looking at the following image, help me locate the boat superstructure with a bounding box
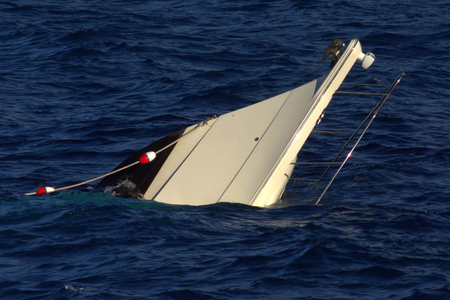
[96,39,401,207]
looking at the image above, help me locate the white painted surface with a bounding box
[147,40,365,207]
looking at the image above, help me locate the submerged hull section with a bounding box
[100,40,365,207]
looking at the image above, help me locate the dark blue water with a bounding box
[2,0,450,299]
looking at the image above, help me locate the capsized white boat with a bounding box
[96,39,402,207]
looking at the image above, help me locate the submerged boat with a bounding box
[28,39,403,206]
[96,39,402,207]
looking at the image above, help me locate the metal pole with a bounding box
[315,71,405,205]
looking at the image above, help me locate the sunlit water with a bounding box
[1,1,450,299]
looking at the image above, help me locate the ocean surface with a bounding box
[1,0,450,299]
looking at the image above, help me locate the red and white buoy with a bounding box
[139,151,157,164]
[36,187,55,195]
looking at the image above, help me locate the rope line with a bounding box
[24,161,141,196]
[24,118,211,196]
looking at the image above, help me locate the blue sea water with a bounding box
[1,0,450,299]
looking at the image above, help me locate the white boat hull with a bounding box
[99,40,366,207]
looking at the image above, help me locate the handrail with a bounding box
[314,71,405,205]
